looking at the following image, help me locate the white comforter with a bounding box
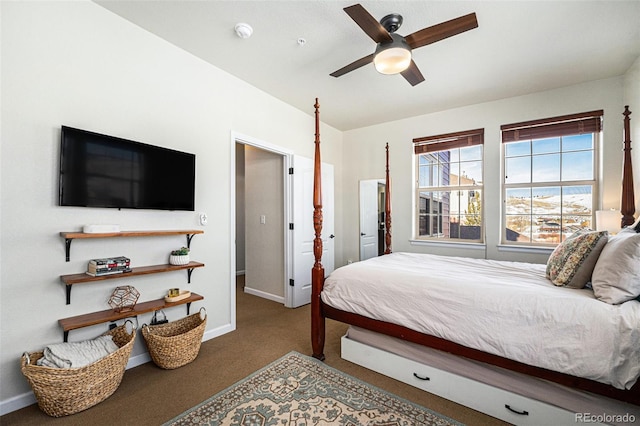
[322,252,640,390]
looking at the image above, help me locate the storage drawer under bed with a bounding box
[341,335,602,426]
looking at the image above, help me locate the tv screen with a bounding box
[59,126,195,211]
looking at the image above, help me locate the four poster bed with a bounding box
[310,101,639,423]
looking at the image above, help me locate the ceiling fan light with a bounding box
[374,47,411,74]
[373,33,412,75]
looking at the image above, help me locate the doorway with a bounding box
[359,179,386,261]
[231,132,335,314]
[235,140,288,304]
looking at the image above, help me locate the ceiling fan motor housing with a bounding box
[376,33,410,51]
[380,13,403,33]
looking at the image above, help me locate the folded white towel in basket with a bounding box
[37,335,119,368]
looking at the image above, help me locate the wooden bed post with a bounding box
[384,143,392,254]
[311,98,326,360]
[621,106,635,226]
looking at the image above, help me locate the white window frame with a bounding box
[413,129,485,243]
[500,111,602,247]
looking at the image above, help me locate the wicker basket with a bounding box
[20,321,136,417]
[142,309,206,369]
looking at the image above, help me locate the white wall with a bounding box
[341,77,629,265]
[0,0,342,411]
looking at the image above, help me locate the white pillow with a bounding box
[591,232,640,304]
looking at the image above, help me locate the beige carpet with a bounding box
[2,276,506,425]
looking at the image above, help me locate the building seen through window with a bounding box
[414,129,484,242]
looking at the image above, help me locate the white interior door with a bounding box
[322,163,335,275]
[359,179,379,261]
[290,155,334,308]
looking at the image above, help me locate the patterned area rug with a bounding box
[164,351,462,425]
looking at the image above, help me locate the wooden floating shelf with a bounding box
[61,262,205,285]
[60,229,204,261]
[59,292,204,341]
[60,262,205,304]
[60,229,204,239]
[56,228,206,342]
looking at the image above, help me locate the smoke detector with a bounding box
[235,23,253,39]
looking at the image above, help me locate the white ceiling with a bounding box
[95,1,640,131]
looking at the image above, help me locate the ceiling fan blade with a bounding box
[405,13,478,50]
[400,60,425,86]
[344,4,393,44]
[330,53,375,78]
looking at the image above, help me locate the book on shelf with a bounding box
[89,256,131,267]
[88,256,130,271]
[88,264,130,271]
[87,264,132,273]
[86,267,132,277]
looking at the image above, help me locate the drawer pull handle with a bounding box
[413,372,430,381]
[505,404,529,416]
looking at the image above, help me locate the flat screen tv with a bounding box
[59,126,195,211]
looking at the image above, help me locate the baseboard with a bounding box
[126,351,151,369]
[0,392,37,417]
[243,286,284,304]
[0,323,235,416]
[203,323,235,341]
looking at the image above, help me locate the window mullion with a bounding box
[502,130,596,246]
[415,142,484,242]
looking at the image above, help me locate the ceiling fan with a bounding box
[330,4,478,86]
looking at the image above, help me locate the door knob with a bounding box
[329,234,335,239]
[360,232,366,236]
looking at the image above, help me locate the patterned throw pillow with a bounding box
[546,229,608,288]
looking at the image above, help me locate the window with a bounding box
[414,129,484,242]
[501,110,602,245]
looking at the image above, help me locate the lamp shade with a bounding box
[595,209,620,234]
[373,34,411,75]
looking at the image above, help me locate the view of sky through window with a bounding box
[504,133,595,244]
